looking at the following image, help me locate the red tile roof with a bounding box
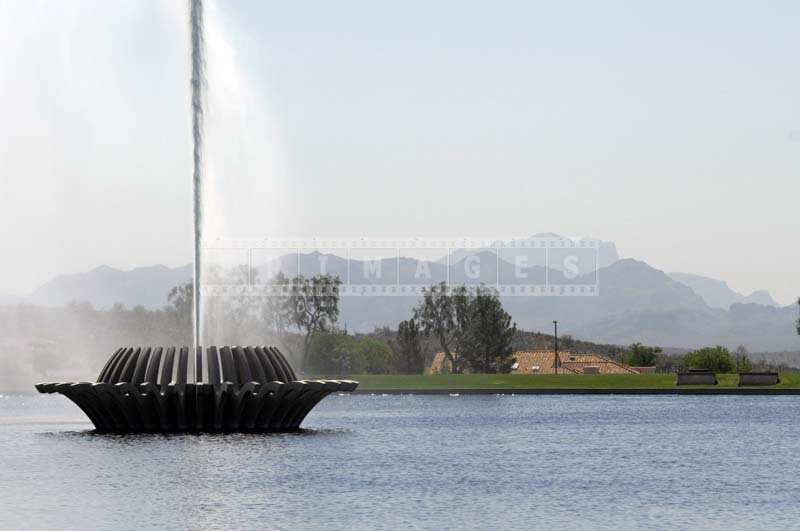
[429,350,639,375]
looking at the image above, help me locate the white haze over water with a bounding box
[0,0,799,304]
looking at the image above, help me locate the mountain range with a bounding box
[26,263,193,309]
[667,272,779,309]
[6,236,798,352]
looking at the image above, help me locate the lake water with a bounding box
[1,392,799,530]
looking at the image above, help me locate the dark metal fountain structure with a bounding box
[35,3,360,433]
[36,346,357,433]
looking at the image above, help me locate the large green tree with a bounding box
[415,282,465,373]
[458,287,517,373]
[352,336,395,374]
[259,272,291,340]
[684,346,736,373]
[626,343,662,367]
[304,329,351,374]
[167,282,193,325]
[415,283,518,374]
[305,331,394,375]
[166,281,193,344]
[734,345,753,373]
[285,274,342,367]
[393,318,425,374]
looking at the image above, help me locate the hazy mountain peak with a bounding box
[743,290,779,307]
[89,264,118,274]
[27,263,192,309]
[669,272,779,310]
[605,258,671,280]
[532,233,619,269]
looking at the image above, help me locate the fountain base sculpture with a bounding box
[36,346,357,433]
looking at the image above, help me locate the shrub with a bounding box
[305,331,394,375]
[626,343,661,367]
[683,346,735,373]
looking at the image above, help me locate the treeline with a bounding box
[0,274,432,385]
[0,275,547,382]
[2,275,794,391]
[662,345,794,374]
[200,275,521,375]
[305,331,416,375]
[578,343,793,373]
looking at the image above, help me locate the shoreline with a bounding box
[353,387,800,395]
[341,373,800,394]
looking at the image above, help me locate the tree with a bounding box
[351,336,395,374]
[260,272,292,341]
[415,283,519,374]
[305,331,394,375]
[684,346,736,373]
[459,287,517,373]
[626,343,661,367]
[167,282,193,322]
[394,318,425,374]
[285,274,342,368]
[305,330,351,374]
[167,282,194,343]
[415,282,463,373]
[560,334,575,350]
[734,345,753,373]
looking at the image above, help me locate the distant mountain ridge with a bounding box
[338,257,796,351]
[27,264,192,309]
[668,272,779,309]
[452,233,620,272]
[10,242,797,352]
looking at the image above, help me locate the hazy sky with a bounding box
[1,0,798,303]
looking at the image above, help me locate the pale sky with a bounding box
[1,0,798,304]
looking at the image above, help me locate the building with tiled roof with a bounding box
[428,350,639,375]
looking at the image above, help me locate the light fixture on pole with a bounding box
[553,320,559,375]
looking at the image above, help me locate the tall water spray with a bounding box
[186,0,288,347]
[189,0,205,348]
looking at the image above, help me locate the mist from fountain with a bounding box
[188,0,287,348]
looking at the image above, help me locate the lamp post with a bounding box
[553,320,559,375]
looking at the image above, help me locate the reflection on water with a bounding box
[35,427,353,442]
[2,393,800,529]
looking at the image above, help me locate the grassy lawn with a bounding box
[334,372,800,391]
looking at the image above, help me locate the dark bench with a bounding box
[739,372,780,386]
[677,369,717,385]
